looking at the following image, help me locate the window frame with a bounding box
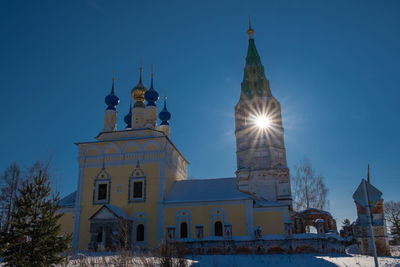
[93,179,111,205]
[129,176,146,202]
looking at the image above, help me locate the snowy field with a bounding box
[54,247,400,267]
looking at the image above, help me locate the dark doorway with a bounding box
[214,221,223,236]
[180,222,188,238]
[136,224,145,242]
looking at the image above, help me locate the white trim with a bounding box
[253,206,288,213]
[164,199,248,207]
[72,163,84,250]
[121,141,141,153]
[210,208,226,237]
[176,210,192,239]
[142,140,161,151]
[129,177,146,202]
[132,211,148,247]
[245,199,254,238]
[102,142,121,154]
[93,179,111,204]
[157,159,166,244]
[82,145,101,156]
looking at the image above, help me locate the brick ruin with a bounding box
[354,199,391,256]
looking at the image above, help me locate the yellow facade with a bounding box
[253,210,285,235]
[59,212,75,236]
[164,203,248,238]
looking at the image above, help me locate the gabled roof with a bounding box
[59,191,76,208]
[89,204,130,220]
[164,177,252,203]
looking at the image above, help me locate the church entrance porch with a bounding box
[88,205,132,251]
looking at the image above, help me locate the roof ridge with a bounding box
[181,177,235,181]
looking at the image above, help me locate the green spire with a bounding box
[246,38,261,66]
[241,23,272,99]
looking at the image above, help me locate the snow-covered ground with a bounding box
[190,254,400,267]
[56,250,400,267]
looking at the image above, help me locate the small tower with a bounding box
[124,101,132,129]
[159,96,171,137]
[131,64,147,129]
[235,23,291,204]
[103,73,120,132]
[144,65,159,129]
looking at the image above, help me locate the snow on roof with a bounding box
[59,191,76,208]
[164,177,252,203]
[296,208,333,217]
[254,199,289,208]
[104,204,130,220]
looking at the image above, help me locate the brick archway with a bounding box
[293,208,337,234]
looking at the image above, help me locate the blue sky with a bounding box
[1,0,399,225]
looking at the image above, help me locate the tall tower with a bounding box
[235,24,292,205]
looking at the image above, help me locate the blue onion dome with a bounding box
[105,77,120,110]
[131,65,147,108]
[159,96,171,125]
[144,68,159,106]
[124,102,132,128]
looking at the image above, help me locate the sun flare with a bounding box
[255,116,271,129]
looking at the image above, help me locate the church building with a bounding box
[59,25,293,251]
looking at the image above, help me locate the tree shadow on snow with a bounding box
[191,254,340,267]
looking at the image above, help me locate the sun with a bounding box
[254,115,271,129]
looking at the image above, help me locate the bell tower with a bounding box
[235,24,292,205]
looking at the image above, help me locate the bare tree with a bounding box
[384,200,400,242]
[0,159,53,234]
[0,162,21,233]
[291,158,329,211]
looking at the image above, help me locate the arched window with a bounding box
[214,221,223,236]
[136,224,144,242]
[180,222,188,239]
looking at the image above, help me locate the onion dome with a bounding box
[144,65,159,106]
[158,96,171,125]
[105,75,120,110]
[131,64,147,108]
[124,101,132,128]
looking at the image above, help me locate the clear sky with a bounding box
[1,0,399,225]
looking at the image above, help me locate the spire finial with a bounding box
[150,64,154,88]
[159,90,171,125]
[111,70,115,94]
[247,17,255,39]
[367,164,370,183]
[139,60,143,84]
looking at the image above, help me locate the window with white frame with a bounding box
[132,212,147,246]
[129,161,146,202]
[93,166,111,204]
[210,208,226,237]
[176,210,191,239]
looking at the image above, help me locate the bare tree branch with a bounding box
[291,158,329,211]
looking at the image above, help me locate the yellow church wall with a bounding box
[58,211,75,237]
[80,138,163,158]
[164,165,182,196]
[163,202,247,238]
[253,210,284,235]
[77,159,161,249]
